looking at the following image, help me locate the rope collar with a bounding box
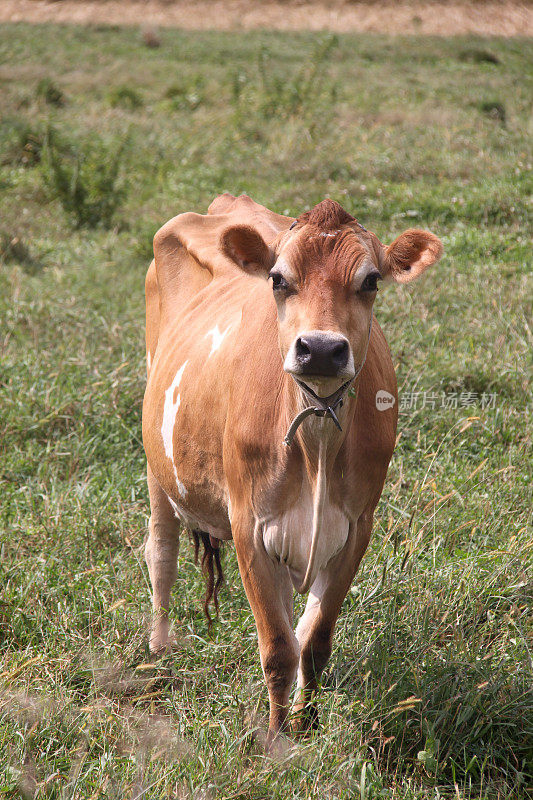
[283,378,351,447]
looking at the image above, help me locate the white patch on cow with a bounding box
[161,361,187,460]
[147,351,152,371]
[166,494,180,519]
[161,361,188,495]
[261,485,349,592]
[205,324,232,357]
[307,229,341,241]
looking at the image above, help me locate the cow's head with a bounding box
[221,199,442,399]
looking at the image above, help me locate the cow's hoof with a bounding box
[149,619,170,655]
[265,729,292,758]
[290,704,319,737]
[149,637,169,656]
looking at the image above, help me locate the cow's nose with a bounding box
[295,334,349,376]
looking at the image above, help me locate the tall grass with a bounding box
[41,129,128,228]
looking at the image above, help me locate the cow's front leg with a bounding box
[232,516,298,747]
[293,511,374,734]
[145,467,180,654]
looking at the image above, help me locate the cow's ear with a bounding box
[220,225,274,275]
[381,229,443,284]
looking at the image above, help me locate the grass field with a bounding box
[0,22,532,799]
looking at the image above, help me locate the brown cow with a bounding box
[142,194,442,745]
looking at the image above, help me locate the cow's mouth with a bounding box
[283,376,352,447]
[295,377,353,407]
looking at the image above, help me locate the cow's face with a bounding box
[222,200,442,399]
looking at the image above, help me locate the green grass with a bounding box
[0,22,532,799]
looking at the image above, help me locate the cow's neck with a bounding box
[282,376,358,594]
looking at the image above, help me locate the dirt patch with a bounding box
[1,0,532,37]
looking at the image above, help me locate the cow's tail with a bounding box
[191,530,224,627]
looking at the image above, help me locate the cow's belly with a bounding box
[165,492,232,541]
[145,407,232,539]
[261,490,350,591]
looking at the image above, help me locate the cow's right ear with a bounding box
[220,225,274,275]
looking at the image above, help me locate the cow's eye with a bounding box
[360,272,381,293]
[269,271,289,291]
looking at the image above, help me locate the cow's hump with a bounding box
[153,195,293,323]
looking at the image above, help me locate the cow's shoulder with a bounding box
[151,210,235,328]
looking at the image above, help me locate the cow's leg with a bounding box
[145,466,180,654]
[292,510,374,733]
[232,516,298,747]
[281,563,294,628]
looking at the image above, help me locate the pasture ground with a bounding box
[0,21,532,800]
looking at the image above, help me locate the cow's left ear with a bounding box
[381,229,443,284]
[220,225,274,276]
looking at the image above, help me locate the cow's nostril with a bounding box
[331,340,349,367]
[295,337,311,361]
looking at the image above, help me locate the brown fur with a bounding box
[220,224,274,274]
[296,198,356,230]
